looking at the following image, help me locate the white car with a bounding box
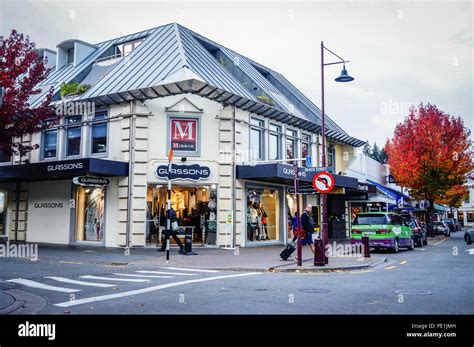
[434,221,450,237]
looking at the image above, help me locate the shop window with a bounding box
[0,190,7,236]
[467,212,474,223]
[250,118,264,161]
[42,129,58,159]
[90,112,108,154]
[246,187,281,242]
[65,115,82,157]
[269,123,281,160]
[75,186,105,242]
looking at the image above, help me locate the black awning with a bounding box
[0,158,129,182]
[236,163,358,189]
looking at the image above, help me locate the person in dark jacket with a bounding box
[299,204,316,255]
[157,207,184,253]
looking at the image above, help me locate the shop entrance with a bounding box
[74,186,105,242]
[146,185,217,245]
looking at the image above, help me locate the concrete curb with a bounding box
[153,257,388,273]
[0,289,46,315]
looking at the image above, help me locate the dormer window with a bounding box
[115,39,142,57]
[67,48,74,64]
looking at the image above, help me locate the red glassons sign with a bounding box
[170,118,197,152]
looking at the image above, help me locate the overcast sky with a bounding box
[1,0,472,146]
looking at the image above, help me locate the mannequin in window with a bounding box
[247,200,258,241]
[252,201,262,240]
[259,203,269,240]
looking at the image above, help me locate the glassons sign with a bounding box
[169,117,198,154]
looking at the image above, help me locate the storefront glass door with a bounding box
[0,190,7,237]
[74,186,105,242]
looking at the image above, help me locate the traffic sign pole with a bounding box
[166,149,173,262]
[312,171,335,266]
[294,162,302,267]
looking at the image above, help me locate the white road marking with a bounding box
[79,275,150,283]
[7,278,81,293]
[433,238,448,245]
[399,261,408,265]
[114,273,173,279]
[465,249,474,255]
[159,267,220,273]
[44,277,116,288]
[384,266,397,270]
[55,272,259,307]
[135,270,196,276]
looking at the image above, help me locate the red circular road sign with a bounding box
[312,171,335,193]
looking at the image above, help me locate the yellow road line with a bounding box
[384,266,397,270]
[349,270,375,274]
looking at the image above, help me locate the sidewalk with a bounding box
[14,242,386,273]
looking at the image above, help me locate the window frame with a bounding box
[301,133,312,167]
[285,128,297,162]
[88,111,109,157]
[63,115,83,159]
[268,123,282,160]
[250,117,265,161]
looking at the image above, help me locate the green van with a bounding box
[350,212,415,253]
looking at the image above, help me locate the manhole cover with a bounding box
[254,288,268,292]
[298,288,330,294]
[394,289,434,295]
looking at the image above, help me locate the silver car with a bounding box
[434,221,450,236]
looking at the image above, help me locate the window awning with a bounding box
[0,158,129,182]
[236,163,359,189]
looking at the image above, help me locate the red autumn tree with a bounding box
[385,103,473,235]
[0,29,57,159]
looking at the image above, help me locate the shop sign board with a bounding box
[287,186,317,194]
[155,163,211,181]
[73,176,110,187]
[169,116,199,155]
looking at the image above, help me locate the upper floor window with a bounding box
[327,145,335,169]
[301,134,311,167]
[65,115,82,157]
[250,118,264,161]
[43,129,58,159]
[0,149,11,163]
[90,112,108,155]
[115,39,143,57]
[269,123,281,160]
[286,129,297,162]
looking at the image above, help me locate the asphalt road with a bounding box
[0,230,472,314]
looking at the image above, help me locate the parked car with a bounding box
[434,221,450,236]
[464,229,474,244]
[405,218,428,247]
[442,219,456,233]
[351,212,415,253]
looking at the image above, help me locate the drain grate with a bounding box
[298,288,330,294]
[394,289,434,295]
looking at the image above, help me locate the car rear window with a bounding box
[353,214,388,225]
[407,220,416,228]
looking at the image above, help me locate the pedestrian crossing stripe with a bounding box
[79,275,151,283]
[114,273,174,279]
[135,270,196,276]
[7,278,81,293]
[44,276,116,288]
[159,267,220,273]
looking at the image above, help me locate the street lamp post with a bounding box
[319,41,354,265]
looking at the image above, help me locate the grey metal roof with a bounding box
[31,23,365,147]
